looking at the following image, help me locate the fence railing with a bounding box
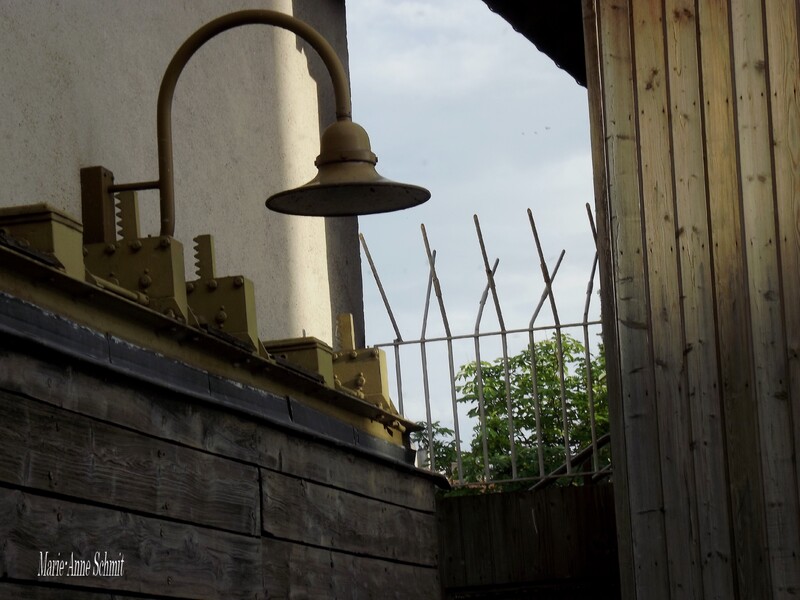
[361,204,610,488]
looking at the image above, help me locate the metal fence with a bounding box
[361,205,611,488]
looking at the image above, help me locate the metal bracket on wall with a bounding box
[333,313,398,414]
[81,166,189,322]
[186,234,260,352]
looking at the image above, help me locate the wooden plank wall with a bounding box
[436,484,619,598]
[0,340,441,599]
[583,0,800,597]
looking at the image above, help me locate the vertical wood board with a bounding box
[763,0,800,520]
[631,0,703,594]
[697,0,772,595]
[582,2,636,596]
[664,1,737,596]
[731,0,800,593]
[436,485,619,593]
[598,0,670,596]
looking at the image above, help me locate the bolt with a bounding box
[186,282,195,293]
[139,274,152,289]
[163,308,176,319]
[207,279,218,290]
[350,350,358,360]
[233,276,244,288]
[215,306,227,325]
[104,243,116,255]
[371,349,379,358]
[129,240,143,252]
[158,236,171,249]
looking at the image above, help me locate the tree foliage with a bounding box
[412,332,609,485]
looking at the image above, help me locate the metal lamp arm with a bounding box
[121,10,354,237]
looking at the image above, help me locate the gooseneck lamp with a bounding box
[112,10,430,234]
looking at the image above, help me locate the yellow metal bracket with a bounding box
[81,166,188,322]
[186,234,260,351]
[332,313,397,414]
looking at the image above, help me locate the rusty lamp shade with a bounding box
[266,120,430,216]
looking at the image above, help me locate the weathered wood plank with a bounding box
[697,0,772,596]
[0,346,436,513]
[0,489,262,600]
[731,0,800,594]
[582,1,634,595]
[0,346,264,465]
[457,494,495,588]
[664,1,737,597]
[764,0,800,528]
[597,1,669,596]
[436,491,465,589]
[631,0,703,594]
[262,538,440,599]
[260,469,437,566]
[436,485,619,594]
[261,429,436,513]
[0,391,260,535]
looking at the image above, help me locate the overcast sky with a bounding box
[344,0,599,427]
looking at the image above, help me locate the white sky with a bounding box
[344,0,600,429]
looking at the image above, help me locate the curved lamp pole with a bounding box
[112,10,430,237]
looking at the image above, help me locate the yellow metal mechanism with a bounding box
[186,234,260,351]
[262,337,336,387]
[81,166,188,321]
[0,203,84,279]
[0,196,417,445]
[332,313,397,414]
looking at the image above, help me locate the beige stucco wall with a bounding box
[0,0,363,346]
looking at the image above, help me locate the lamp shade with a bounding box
[266,120,430,216]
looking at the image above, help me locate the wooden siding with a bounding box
[584,0,800,597]
[436,484,619,598]
[0,334,441,598]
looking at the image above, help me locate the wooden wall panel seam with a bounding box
[624,0,671,595]
[583,1,636,596]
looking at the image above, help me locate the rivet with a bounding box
[233,276,244,288]
[349,350,358,359]
[139,274,152,289]
[186,282,195,293]
[207,279,218,290]
[129,240,143,252]
[215,306,227,324]
[163,308,176,319]
[104,243,116,255]
[158,236,171,248]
